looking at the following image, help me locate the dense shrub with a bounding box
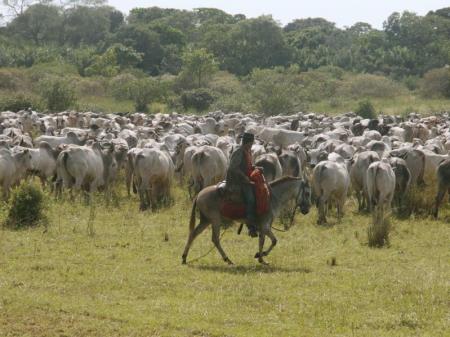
[297,69,339,102]
[420,67,450,98]
[339,73,404,98]
[0,69,23,90]
[355,99,376,119]
[4,182,47,229]
[108,73,138,100]
[27,61,78,82]
[181,88,215,111]
[129,77,161,112]
[39,77,77,111]
[0,93,42,112]
[403,75,420,91]
[247,68,298,115]
[75,77,106,97]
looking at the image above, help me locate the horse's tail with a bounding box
[189,197,197,233]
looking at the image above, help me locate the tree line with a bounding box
[0,2,449,114]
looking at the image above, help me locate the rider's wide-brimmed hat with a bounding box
[241,132,255,143]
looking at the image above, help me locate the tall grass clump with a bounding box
[4,182,47,229]
[368,208,390,247]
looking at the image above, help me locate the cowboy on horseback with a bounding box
[225,132,259,237]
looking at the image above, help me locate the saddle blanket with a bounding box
[220,168,270,219]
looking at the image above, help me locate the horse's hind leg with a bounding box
[182,218,209,264]
[211,223,233,265]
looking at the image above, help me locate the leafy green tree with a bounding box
[7,4,62,44]
[63,6,112,46]
[114,24,164,75]
[180,48,218,88]
[247,67,298,116]
[224,16,292,75]
[84,43,142,77]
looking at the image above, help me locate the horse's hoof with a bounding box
[258,258,269,265]
[224,258,233,265]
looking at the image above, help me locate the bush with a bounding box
[247,68,298,115]
[0,93,42,112]
[129,77,161,112]
[39,77,77,111]
[4,182,47,229]
[420,67,450,98]
[181,88,215,112]
[0,69,23,90]
[339,73,404,98]
[75,77,106,97]
[403,75,420,91]
[108,73,138,100]
[355,99,376,119]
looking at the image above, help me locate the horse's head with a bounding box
[296,178,311,215]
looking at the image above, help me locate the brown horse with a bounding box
[182,176,311,265]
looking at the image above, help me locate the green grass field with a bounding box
[0,184,449,337]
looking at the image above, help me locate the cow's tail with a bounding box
[189,197,197,233]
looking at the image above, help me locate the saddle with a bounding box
[217,181,246,219]
[217,169,270,220]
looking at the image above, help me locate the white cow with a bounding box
[312,154,350,225]
[350,151,380,211]
[35,131,84,149]
[0,148,32,199]
[56,143,117,199]
[133,148,174,210]
[366,160,396,232]
[191,145,228,196]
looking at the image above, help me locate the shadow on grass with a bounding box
[188,264,312,275]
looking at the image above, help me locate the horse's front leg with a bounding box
[262,229,277,257]
[255,231,268,264]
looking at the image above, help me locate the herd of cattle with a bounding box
[1,108,450,223]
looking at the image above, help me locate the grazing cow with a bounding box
[134,148,174,210]
[56,143,117,200]
[312,154,350,225]
[433,158,450,218]
[420,149,449,180]
[21,142,57,187]
[366,160,396,225]
[366,140,390,159]
[350,151,380,211]
[35,131,84,149]
[0,148,32,199]
[389,148,425,187]
[255,153,283,182]
[279,150,302,177]
[389,157,411,211]
[191,145,228,196]
[306,148,328,169]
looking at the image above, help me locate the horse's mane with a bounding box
[269,176,299,188]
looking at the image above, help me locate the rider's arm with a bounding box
[229,150,253,185]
